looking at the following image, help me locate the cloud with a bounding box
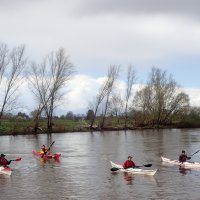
[185,88,200,107]
[75,0,200,19]
[0,0,200,102]
[1,1,200,64]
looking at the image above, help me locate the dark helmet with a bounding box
[182,150,185,153]
[0,154,6,157]
[128,155,133,159]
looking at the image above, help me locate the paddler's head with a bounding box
[182,150,185,154]
[128,155,133,160]
[0,154,6,157]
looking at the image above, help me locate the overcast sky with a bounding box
[1,0,200,115]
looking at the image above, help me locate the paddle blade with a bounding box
[110,167,120,171]
[15,157,22,161]
[143,164,152,167]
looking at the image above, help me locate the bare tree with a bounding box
[132,67,189,127]
[124,65,136,129]
[28,61,51,132]
[108,93,124,118]
[0,44,26,120]
[89,65,119,129]
[28,48,74,133]
[100,65,120,128]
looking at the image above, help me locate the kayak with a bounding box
[0,166,12,176]
[33,150,61,159]
[161,156,200,168]
[110,161,157,176]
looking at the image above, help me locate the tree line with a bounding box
[86,66,191,130]
[0,42,199,134]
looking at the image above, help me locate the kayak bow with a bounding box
[0,166,12,176]
[110,161,157,176]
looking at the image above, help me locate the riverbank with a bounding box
[0,118,200,136]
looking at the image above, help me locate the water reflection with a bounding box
[179,167,191,175]
[121,171,158,186]
[38,157,61,166]
[123,172,134,185]
[1,129,200,199]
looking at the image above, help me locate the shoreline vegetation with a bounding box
[0,43,199,135]
[1,116,200,136]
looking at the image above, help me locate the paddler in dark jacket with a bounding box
[0,154,11,167]
[123,155,136,169]
[179,150,191,163]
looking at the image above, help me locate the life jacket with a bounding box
[40,147,48,154]
[179,154,187,162]
[123,160,135,169]
[0,157,9,166]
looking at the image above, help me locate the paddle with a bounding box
[9,157,22,164]
[136,164,152,167]
[187,150,200,159]
[47,141,55,152]
[110,164,152,172]
[190,150,200,157]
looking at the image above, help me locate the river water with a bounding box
[0,129,200,200]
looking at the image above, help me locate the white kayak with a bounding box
[0,166,12,175]
[110,161,157,176]
[161,156,200,168]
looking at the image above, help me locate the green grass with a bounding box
[0,118,87,135]
[1,115,200,136]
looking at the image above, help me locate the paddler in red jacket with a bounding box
[0,154,11,167]
[123,155,136,169]
[179,150,191,163]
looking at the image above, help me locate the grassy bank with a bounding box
[0,119,84,135]
[1,117,200,136]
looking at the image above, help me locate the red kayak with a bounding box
[33,150,61,160]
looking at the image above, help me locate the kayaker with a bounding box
[0,154,11,167]
[40,145,49,155]
[179,150,191,163]
[123,155,136,169]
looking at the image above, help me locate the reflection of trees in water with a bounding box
[179,129,200,153]
[138,129,197,163]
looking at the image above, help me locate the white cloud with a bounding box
[2,74,199,116]
[1,1,200,70]
[0,0,200,115]
[185,88,200,107]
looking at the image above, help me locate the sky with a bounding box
[1,0,200,115]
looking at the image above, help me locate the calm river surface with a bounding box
[0,129,200,200]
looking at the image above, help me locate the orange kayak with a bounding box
[33,150,61,159]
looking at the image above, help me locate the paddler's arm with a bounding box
[8,160,12,165]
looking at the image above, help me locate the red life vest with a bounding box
[123,160,136,169]
[0,157,9,166]
[179,154,187,162]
